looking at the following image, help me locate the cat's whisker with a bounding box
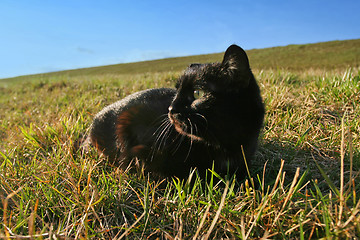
[148,115,172,161]
[141,114,167,143]
[150,112,187,159]
[171,130,186,155]
[151,119,168,146]
[195,113,208,126]
[195,113,208,134]
[151,115,170,136]
[154,118,177,157]
[156,121,172,151]
[154,118,170,140]
[194,122,200,137]
[153,113,170,126]
[192,115,221,145]
[183,118,195,162]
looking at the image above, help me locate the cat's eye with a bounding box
[193,89,205,99]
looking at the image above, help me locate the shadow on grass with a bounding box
[253,138,359,192]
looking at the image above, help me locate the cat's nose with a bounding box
[169,103,189,115]
[168,106,173,113]
[168,105,182,114]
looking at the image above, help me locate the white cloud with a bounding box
[76,47,95,54]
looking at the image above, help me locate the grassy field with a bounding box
[1,40,360,239]
[1,38,359,86]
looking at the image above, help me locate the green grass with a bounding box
[1,40,360,238]
[1,39,359,86]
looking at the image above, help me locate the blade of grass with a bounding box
[312,156,340,196]
[3,186,23,238]
[117,211,146,240]
[270,159,285,196]
[203,181,229,240]
[271,168,300,228]
[241,145,254,188]
[338,115,346,226]
[193,203,211,240]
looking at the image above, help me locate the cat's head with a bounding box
[168,44,257,146]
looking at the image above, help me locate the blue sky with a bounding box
[1,0,359,79]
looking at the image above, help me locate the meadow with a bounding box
[1,40,360,239]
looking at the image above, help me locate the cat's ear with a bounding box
[189,63,202,69]
[222,44,251,87]
[186,63,204,73]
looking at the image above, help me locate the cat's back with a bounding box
[94,88,176,121]
[89,88,176,157]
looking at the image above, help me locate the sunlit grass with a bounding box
[1,39,359,85]
[1,67,359,238]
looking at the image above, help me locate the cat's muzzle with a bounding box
[168,108,203,141]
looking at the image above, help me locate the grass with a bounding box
[1,39,359,86]
[1,40,360,238]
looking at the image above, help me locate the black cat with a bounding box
[88,45,265,180]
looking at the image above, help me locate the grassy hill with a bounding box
[0,39,359,238]
[1,38,360,86]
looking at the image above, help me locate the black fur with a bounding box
[88,45,265,180]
